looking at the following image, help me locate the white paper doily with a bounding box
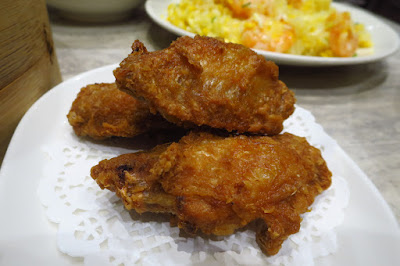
[38,106,349,266]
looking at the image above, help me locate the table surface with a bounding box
[48,4,400,225]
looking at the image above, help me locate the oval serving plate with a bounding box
[145,0,400,66]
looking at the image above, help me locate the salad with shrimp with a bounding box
[167,0,372,57]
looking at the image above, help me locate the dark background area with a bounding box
[340,0,400,23]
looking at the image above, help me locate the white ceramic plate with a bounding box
[145,0,400,66]
[0,65,399,265]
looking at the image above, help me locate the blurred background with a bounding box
[338,0,400,23]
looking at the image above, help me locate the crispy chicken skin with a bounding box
[91,143,176,213]
[67,83,172,140]
[114,36,296,135]
[91,131,331,255]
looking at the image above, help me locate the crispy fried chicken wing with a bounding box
[91,143,176,213]
[67,83,172,140]
[91,131,331,255]
[114,36,296,135]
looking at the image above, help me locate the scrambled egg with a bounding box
[168,0,372,57]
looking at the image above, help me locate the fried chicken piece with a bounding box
[91,131,331,255]
[67,83,172,140]
[91,143,176,213]
[114,36,296,135]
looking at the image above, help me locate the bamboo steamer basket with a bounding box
[0,0,61,166]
